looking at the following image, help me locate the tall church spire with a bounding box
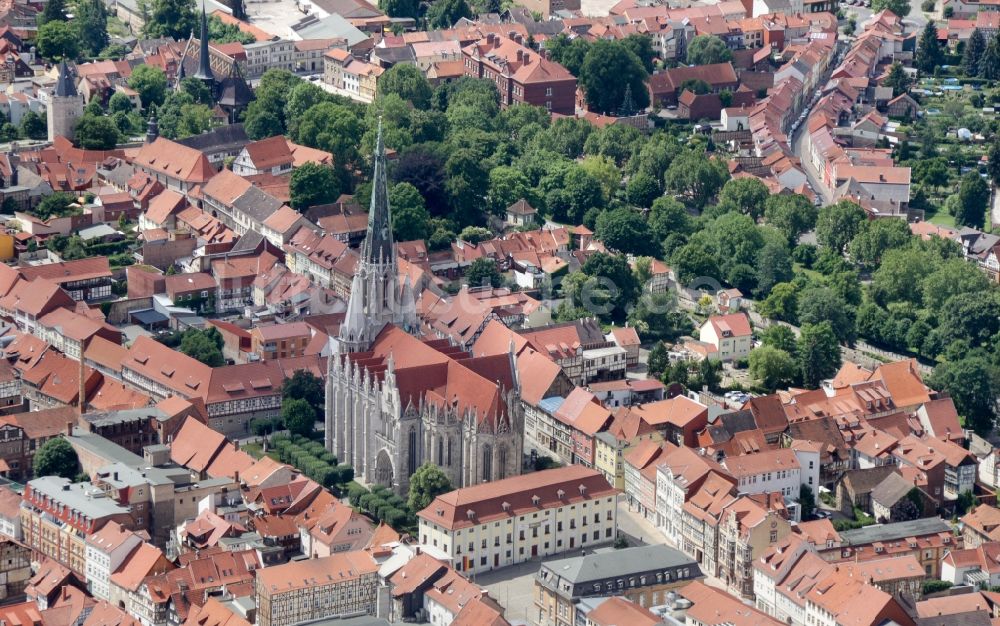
[194,0,214,83]
[362,119,394,265]
[337,118,416,353]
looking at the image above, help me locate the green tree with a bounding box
[884,62,911,95]
[581,253,639,322]
[108,91,134,114]
[380,0,419,17]
[208,14,254,44]
[594,207,659,257]
[670,241,720,286]
[294,103,362,171]
[34,192,76,220]
[444,148,488,226]
[128,65,168,110]
[178,327,224,367]
[621,33,655,73]
[764,194,817,244]
[407,463,453,512]
[797,287,855,343]
[954,170,989,228]
[290,163,341,211]
[33,438,80,479]
[965,28,986,76]
[39,0,68,23]
[988,140,1000,185]
[426,0,472,28]
[390,183,431,241]
[647,342,668,377]
[848,218,912,268]
[916,21,943,73]
[871,0,910,17]
[180,77,214,106]
[626,172,660,208]
[685,35,733,65]
[379,64,432,108]
[749,345,797,391]
[649,196,693,240]
[174,103,214,139]
[717,177,769,219]
[282,370,324,413]
[545,34,591,75]
[929,356,996,435]
[761,324,797,355]
[679,78,711,95]
[18,111,46,140]
[283,398,317,437]
[466,257,502,287]
[578,40,649,115]
[956,490,976,515]
[797,322,841,389]
[799,484,816,518]
[144,0,196,39]
[487,166,533,216]
[664,150,728,209]
[921,258,990,310]
[76,0,109,56]
[74,115,119,150]
[628,292,691,342]
[981,33,1000,80]
[755,239,793,297]
[243,69,300,139]
[816,200,866,252]
[36,21,79,61]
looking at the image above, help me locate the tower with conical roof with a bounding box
[193,0,215,86]
[145,108,159,143]
[337,120,417,353]
[47,59,84,142]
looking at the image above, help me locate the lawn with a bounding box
[928,211,957,227]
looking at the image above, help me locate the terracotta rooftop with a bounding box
[418,465,617,531]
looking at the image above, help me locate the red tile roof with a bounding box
[418,465,617,531]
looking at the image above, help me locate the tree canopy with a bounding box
[34,438,80,479]
[178,327,225,367]
[407,463,453,512]
[686,35,733,65]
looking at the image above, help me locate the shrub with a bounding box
[922,580,953,595]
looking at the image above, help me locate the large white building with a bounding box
[722,449,802,499]
[417,466,618,574]
[698,313,752,361]
[85,522,143,601]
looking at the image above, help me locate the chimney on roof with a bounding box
[234,470,239,484]
[516,49,523,62]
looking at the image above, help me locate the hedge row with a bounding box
[270,434,353,492]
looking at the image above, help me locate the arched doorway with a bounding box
[374,449,394,488]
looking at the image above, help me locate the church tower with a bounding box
[193,0,215,87]
[47,60,83,142]
[338,121,417,353]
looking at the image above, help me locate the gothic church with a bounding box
[324,127,523,495]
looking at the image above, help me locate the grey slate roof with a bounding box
[870,472,915,508]
[838,517,951,545]
[54,60,77,97]
[539,544,699,585]
[176,123,248,153]
[232,186,283,224]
